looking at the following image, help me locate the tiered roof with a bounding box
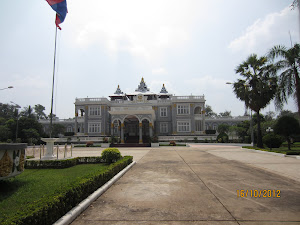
[109,78,172,100]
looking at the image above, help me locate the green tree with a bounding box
[21,105,36,119]
[217,124,230,133]
[274,115,300,150]
[265,111,276,121]
[233,54,277,147]
[205,105,217,118]
[18,117,44,143]
[268,44,300,115]
[0,125,11,142]
[34,104,47,119]
[22,128,40,144]
[228,125,238,140]
[0,103,15,119]
[277,110,294,118]
[52,124,66,137]
[218,110,232,118]
[235,120,250,142]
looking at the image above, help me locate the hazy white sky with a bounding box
[0,0,299,118]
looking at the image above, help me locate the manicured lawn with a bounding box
[0,164,109,224]
[243,146,300,155]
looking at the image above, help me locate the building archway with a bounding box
[142,118,150,143]
[194,106,202,114]
[124,115,139,143]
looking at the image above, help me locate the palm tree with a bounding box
[268,44,300,116]
[233,54,277,148]
[21,106,36,119]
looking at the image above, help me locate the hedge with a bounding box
[205,130,216,134]
[25,157,105,169]
[3,156,133,225]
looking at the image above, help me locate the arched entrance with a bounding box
[142,119,150,143]
[124,115,139,143]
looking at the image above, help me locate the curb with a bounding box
[53,161,136,225]
[243,148,286,157]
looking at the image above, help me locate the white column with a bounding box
[75,112,78,134]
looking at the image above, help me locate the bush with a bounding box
[217,132,228,143]
[101,148,122,163]
[86,141,94,147]
[3,156,133,225]
[194,137,198,143]
[25,157,104,169]
[169,140,176,146]
[263,133,283,149]
[64,132,74,136]
[109,136,118,144]
[205,130,216,134]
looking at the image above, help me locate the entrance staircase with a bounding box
[110,136,150,147]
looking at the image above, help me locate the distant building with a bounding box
[40,78,249,142]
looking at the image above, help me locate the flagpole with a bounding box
[50,26,58,138]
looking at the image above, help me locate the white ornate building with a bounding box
[40,78,249,142]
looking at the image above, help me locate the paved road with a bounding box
[71,145,300,225]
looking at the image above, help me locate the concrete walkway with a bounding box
[71,145,300,225]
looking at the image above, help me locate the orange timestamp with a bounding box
[237,189,281,198]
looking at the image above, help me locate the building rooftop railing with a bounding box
[75,98,109,104]
[75,95,205,105]
[205,116,250,121]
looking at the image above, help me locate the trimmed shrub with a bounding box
[217,132,228,143]
[25,157,105,169]
[262,134,284,149]
[4,156,133,225]
[205,130,216,134]
[169,141,176,146]
[64,132,74,136]
[101,148,122,163]
[86,141,94,147]
[109,136,118,144]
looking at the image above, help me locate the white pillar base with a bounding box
[41,138,58,160]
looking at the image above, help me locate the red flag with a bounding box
[46,0,68,30]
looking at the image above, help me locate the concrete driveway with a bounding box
[71,145,300,225]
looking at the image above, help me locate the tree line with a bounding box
[0,103,65,144]
[231,43,300,148]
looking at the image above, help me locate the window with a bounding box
[195,120,203,132]
[177,105,190,115]
[177,121,191,132]
[160,107,167,117]
[88,122,101,133]
[67,126,73,132]
[160,123,168,133]
[89,106,101,116]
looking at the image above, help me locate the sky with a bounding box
[0,0,299,119]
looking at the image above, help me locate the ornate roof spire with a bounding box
[160,83,168,94]
[135,77,150,92]
[114,84,123,94]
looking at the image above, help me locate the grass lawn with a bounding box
[0,164,109,224]
[243,144,300,155]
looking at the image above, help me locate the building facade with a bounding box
[74,78,206,143]
[40,78,249,142]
